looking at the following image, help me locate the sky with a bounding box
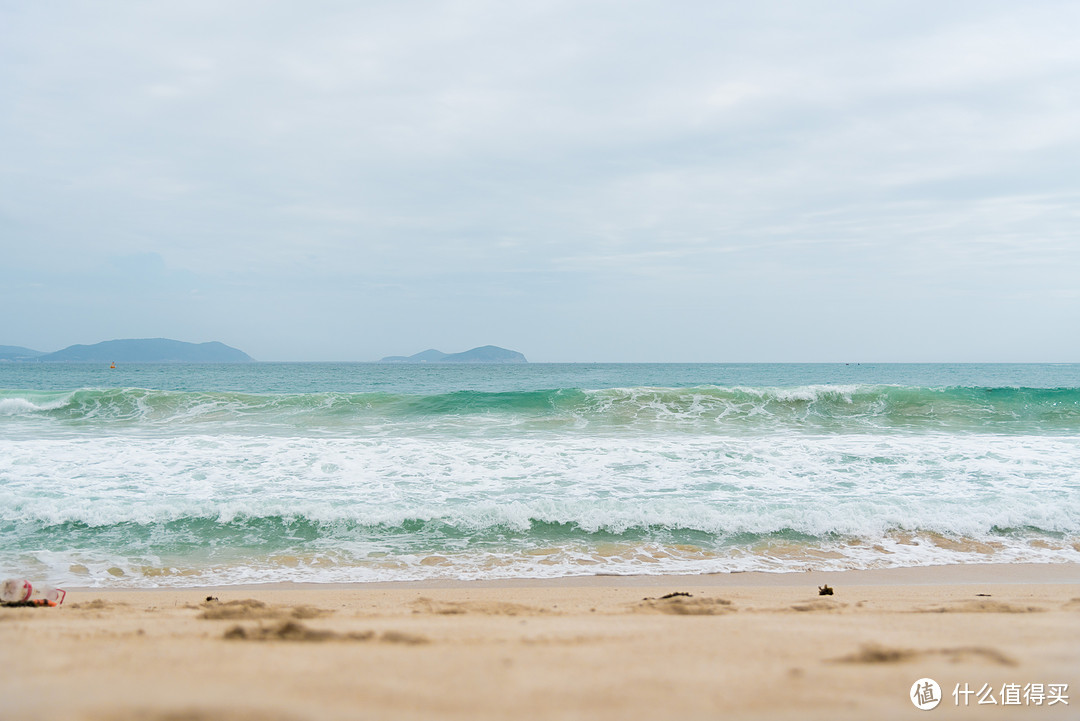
[2,1,1079,362]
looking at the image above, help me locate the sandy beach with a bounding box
[1,564,1077,720]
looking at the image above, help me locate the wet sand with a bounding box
[2,564,1078,720]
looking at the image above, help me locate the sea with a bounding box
[1,362,1078,588]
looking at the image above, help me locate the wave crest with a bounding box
[2,384,1079,433]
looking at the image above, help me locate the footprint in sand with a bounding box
[60,599,129,618]
[410,598,546,616]
[633,595,736,615]
[833,643,1016,666]
[199,599,332,621]
[223,620,427,644]
[69,599,127,611]
[786,599,847,613]
[95,707,303,721]
[917,600,1044,614]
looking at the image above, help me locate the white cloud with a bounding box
[1,1,1079,360]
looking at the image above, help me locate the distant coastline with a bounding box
[380,345,527,364]
[2,340,530,364]
[0,338,253,363]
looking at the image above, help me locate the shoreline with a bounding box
[5,563,1077,720]
[64,561,1080,592]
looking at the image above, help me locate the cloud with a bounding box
[1,1,1079,360]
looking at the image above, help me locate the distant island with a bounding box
[380,345,527,364]
[1,338,254,363]
[0,345,45,361]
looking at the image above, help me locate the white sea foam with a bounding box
[0,395,73,415]
[18,532,1080,589]
[0,398,41,415]
[3,434,1079,532]
[2,431,1079,586]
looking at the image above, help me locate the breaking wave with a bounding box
[2,384,1079,434]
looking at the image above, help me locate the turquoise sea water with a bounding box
[2,363,1079,587]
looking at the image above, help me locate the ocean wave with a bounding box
[3,426,1079,587]
[6,511,1079,548]
[2,384,1079,434]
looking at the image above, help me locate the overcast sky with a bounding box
[2,1,1078,361]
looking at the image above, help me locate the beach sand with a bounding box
[2,564,1077,720]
